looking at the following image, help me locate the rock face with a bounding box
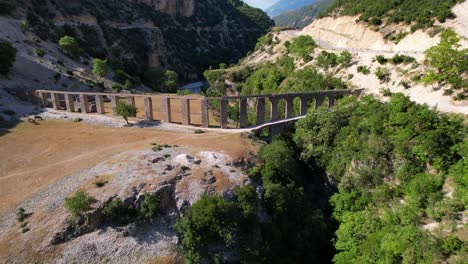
[10,0,273,80]
[131,0,196,17]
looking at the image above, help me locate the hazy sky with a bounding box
[243,0,278,9]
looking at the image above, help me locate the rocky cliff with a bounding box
[4,0,273,82]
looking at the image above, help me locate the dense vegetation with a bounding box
[0,39,17,76]
[323,0,463,31]
[176,94,467,263]
[22,0,273,81]
[423,29,468,100]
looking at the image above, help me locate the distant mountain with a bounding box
[273,0,333,28]
[265,0,318,17]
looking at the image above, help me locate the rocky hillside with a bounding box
[273,0,333,29]
[0,0,272,84]
[265,0,319,17]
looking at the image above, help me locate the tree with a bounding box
[59,36,81,58]
[64,190,97,221]
[92,58,109,77]
[423,29,468,90]
[115,101,137,124]
[0,39,17,76]
[287,35,317,61]
[143,68,164,91]
[164,70,178,93]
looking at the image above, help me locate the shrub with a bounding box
[317,51,339,69]
[338,51,353,66]
[0,39,17,76]
[138,193,160,220]
[164,70,178,93]
[390,54,416,65]
[92,58,108,77]
[94,180,107,188]
[59,36,81,58]
[115,101,137,124]
[0,0,16,15]
[16,208,27,222]
[64,191,97,220]
[102,199,134,223]
[33,47,46,57]
[441,236,463,256]
[375,55,388,64]
[357,65,371,75]
[375,67,390,82]
[194,129,205,134]
[287,35,317,61]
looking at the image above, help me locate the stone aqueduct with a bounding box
[33,89,363,129]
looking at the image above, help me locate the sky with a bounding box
[242,0,278,9]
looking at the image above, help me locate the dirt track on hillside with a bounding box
[0,120,257,215]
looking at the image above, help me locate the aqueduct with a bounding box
[26,89,362,130]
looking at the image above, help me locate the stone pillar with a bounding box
[65,94,75,112]
[181,98,191,125]
[79,94,89,113]
[51,93,61,110]
[328,95,335,108]
[144,97,153,120]
[201,99,209,128]
[269,96,279,122]
[256,97,265,125]
[126,96,135,107]
[162,97,171,123]
[95,95,105,114]
[315,96,323,109]
[239,98,248,128]
[220,99,228,129]
[110,96,120,115]
[285,96,295,118]
[39,92,49,107]
[300,96,309,116]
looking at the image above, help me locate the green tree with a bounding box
[143,68,164,91]
[423,29,468,90]
[164,70,178,93]
[175,194,240,263]
[115,101,137,124]
[287,35,317,61]
[59,36,81,58]
[64,190,97,221]
[0,39,17,76]
[92,58,109,77]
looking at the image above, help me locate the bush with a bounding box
[357,65,371,75]
[59,36,81,58]
[0,39,17,76]
[92,58,108,77]
[441,236,463,256]
[0,0,16,15]
[390,54,416,65]
[375,67,390,82]
[287,35,317,61]
[115,101,137,124]
[375,55,388,64]
[64,191,97,220]
[164,70,178,93]
[138,193,160,220]
[175,194,241,263]
[317,51,339,69]
[33,47,46,57]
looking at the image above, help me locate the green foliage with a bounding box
[33,47,46,57]
[0,39,17,76]
[64,191,97,220]
[102,199,133,223]
[294,94,466,263]
[317,50,338,69]
[375,55,388,64]
[164,70,178,93]
[441,236,464,256]
[115,101,137,124]
[59,36,81,58]
[375,67,391,82]
[357,65,371,75]
[423,29,468,93]
[138,193,160,220]
[92,58,109,77]
[287,35,317,61]
[143,68,164,91]
[255,33,273,50]
[324,0,460,30]
[175,194,241,263]
[234,185,257,218]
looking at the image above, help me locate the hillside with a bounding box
[0,0,273,91]
[265,0,319,17]
[273,0,333,29]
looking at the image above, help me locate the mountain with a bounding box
[273,0,333,28]
[265,0,318,17]
[1,0,273,83]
